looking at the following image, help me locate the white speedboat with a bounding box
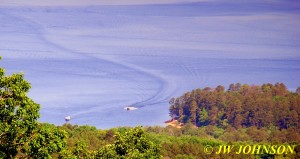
[124,106,138,111]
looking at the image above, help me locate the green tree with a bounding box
[297,86,300,94]
[228,83,235,92]
[0,57,66,158]
[25,123,67,159]
[96,127,161,159]
[215,85,225,93]
[198,108,209,126]
[189,100,197,125]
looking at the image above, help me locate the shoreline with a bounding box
[165,119,182,129]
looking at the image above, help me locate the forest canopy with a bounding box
[169,83,300,130]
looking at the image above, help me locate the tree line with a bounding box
[169,83,300,130]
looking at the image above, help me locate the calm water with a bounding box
[1,1,300,128]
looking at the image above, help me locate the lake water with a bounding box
[0,1,300,128]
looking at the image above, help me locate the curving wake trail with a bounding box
[0,7,179,127]
[1,3,299,128]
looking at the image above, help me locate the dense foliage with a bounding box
[56,124,299,159]
[145,125,300,158]
[169,83,300,130]
[0,57,67,158]
[96,126,161,158]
